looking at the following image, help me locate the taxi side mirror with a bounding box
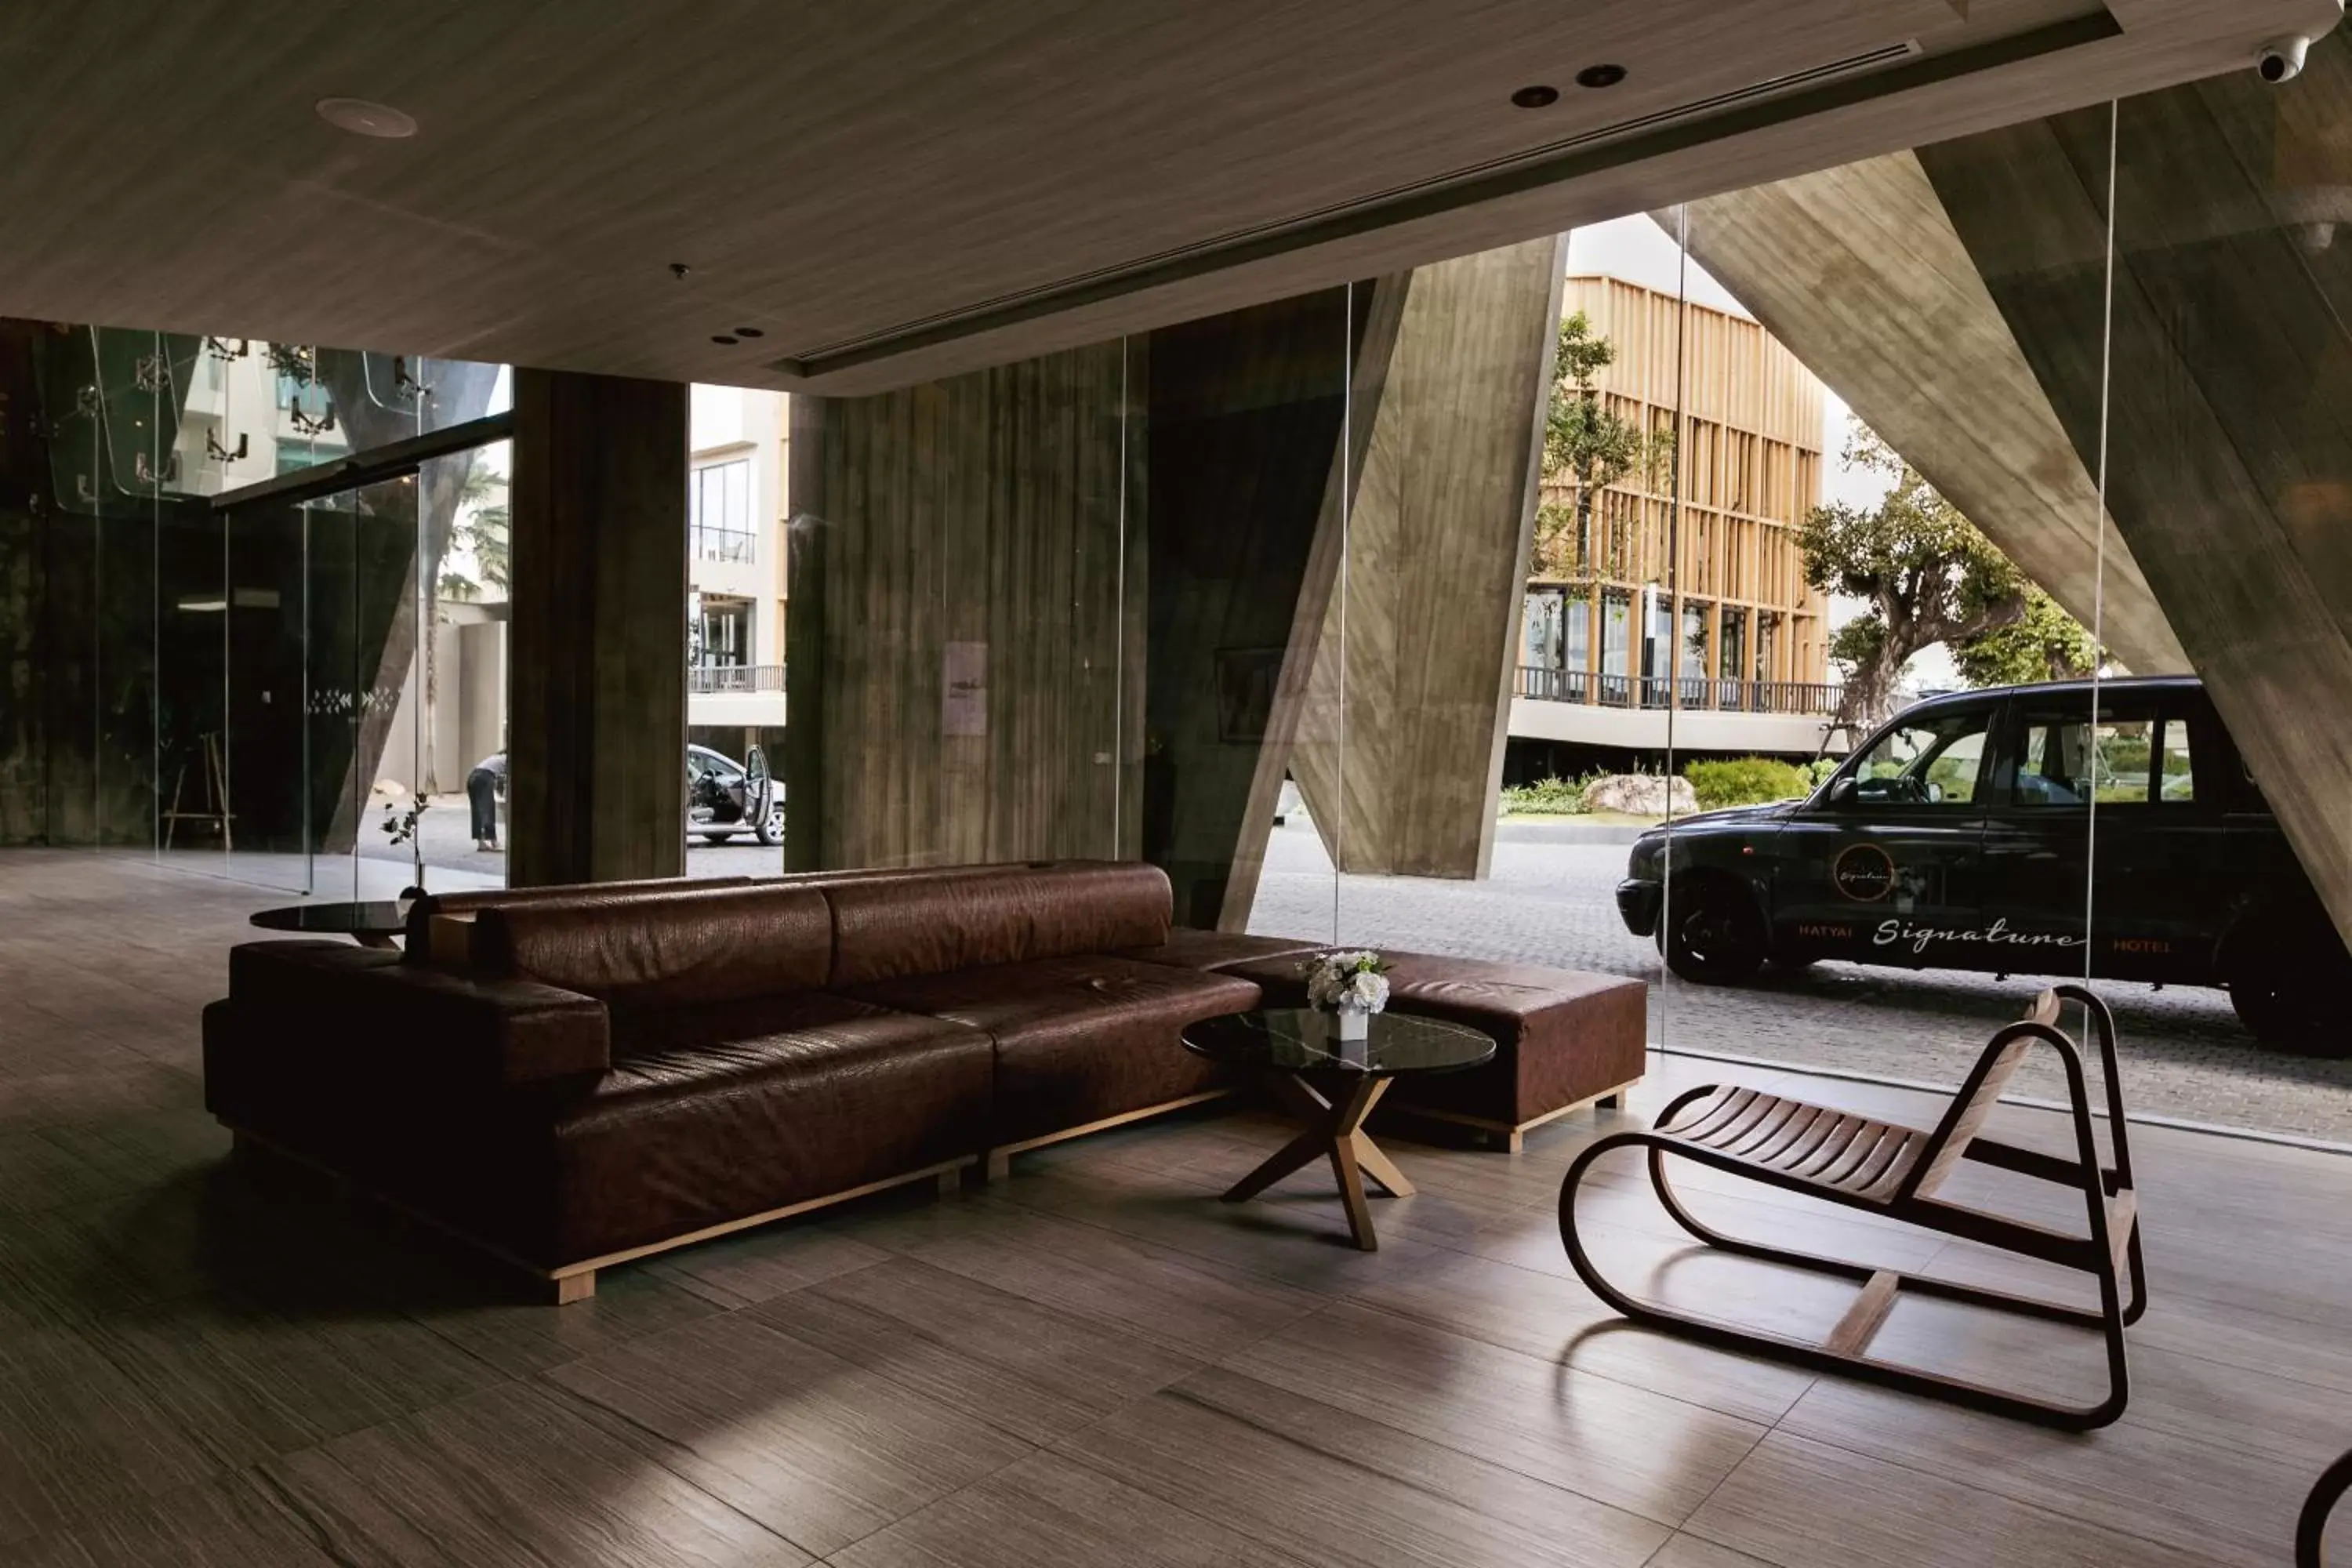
[1826,776,1857,808]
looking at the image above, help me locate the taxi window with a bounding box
[2009,702,2167,806]
[2156,715,2194,802]
[1847,710,1991,806]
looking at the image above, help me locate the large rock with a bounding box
[1581,774,1697,817]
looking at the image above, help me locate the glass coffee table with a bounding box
[249,900,410,949]
[1181,1008,1496,1251]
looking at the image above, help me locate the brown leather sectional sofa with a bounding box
[205,860,1643,1301]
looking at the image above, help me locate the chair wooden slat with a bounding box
[1559,985,2142,1432]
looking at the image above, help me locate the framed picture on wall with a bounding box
[1214,647,1283,744]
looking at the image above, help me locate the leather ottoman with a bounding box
[1218,949,1647,1150]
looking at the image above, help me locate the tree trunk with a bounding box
[1840,643,1908,731]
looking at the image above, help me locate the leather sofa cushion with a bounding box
[1116,928,1325,973]
[848,953,1258,1145]
[220,939,609,1091]
[826,862,1173,986]
[1221,949,1646,1126]
[543,993,994,1262]
[477,883,833,1007]
[405,875,753,955]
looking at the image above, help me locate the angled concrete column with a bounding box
[1289,236,1565,879]
[1918,67,2352,949]
[1675,154,2187,677]
[507,369,688,886]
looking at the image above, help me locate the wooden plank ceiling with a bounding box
[0,0,2338,392]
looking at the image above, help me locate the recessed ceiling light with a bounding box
[314,96,418,139]
[711,334,739,346]
[1575,64,1628,89]
[1510,85,1559,109]
[734,326,765,339]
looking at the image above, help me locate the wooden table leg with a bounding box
[1222,1072,1405,1250]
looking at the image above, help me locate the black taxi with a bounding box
[1616,676,2348,1052]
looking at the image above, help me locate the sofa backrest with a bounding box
[474,884,833,1007]
[826,861,1172,986]
[404,875,754,955]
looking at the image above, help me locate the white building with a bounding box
[686,385,790,735]
[384,380,790,794]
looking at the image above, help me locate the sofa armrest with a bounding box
[225,939,610,1087]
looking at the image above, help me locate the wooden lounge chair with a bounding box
[2301,1446,2352,1567]
[1558,984,2143,1430]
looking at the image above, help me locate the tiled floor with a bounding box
[3,848,2348,1566]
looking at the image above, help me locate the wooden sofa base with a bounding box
[225,1124,972,1305]
[980,1090,1232,1182]
[1391,1076,1642,1154]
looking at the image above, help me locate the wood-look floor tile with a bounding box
[401,1258,731,1377]
[1347,1247,1815,1425]
[263,1378,808,1566]
[869,1198,1324,1360]
[1062,1364,1670,1566]
[0,1127,122,1215]
[829,1448,1298,1568]
[1223,1301,1768,1526]
[9,1472,336,1568]
[1641,1534,1777,1568]
[1780,1328,2342,1566]
[0,1319,226,1549]
[750,1256,1201,1445]
[1682,1430,2218,1568]
[544,1307,1032,1558]
[76,1294,510,1468]
[1475,1206,1882,1352]
[0,1059,198,1131]
[645,1221,890,1308]
[997,1159,1463,1294]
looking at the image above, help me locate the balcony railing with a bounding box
[689,662,786,695]
[1515,666,1841,717]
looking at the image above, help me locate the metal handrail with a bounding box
[1514,666,1842,717]
[688,662,786,695]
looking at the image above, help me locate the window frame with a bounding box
[1835,701,1999,811]
[688,456,755,565]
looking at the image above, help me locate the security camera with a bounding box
[2259,35,2312,83]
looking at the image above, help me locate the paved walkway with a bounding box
[1247,821,2352,1142]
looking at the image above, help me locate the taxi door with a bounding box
[1769,701,1997,966]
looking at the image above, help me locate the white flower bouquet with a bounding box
[1303,950,1391,1039]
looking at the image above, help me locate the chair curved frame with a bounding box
[1559,983,2144,1431]
[2300,1446,2352,1567]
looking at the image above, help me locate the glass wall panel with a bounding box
[2100,44,2352,1135]
[1657,115,2114,1094]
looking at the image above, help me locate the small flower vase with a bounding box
[1335,1002,1370,1042]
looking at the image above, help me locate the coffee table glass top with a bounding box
[249,900,408,937]
[1182,1007,1495,1077]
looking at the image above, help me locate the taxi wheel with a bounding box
[1663,880,1768,985]
[754,802,785,847]
[2229,956,2346,1056]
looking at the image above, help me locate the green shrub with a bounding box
[1682,757,1813,811]
[1499,776,1588,815]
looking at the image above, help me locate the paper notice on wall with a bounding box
[943,641,988,736]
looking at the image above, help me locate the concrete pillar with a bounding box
[507,369,688,886]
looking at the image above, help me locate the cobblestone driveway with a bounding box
[1247,820,2352,1143]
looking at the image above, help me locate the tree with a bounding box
[1532,312,1669,577]
[438,463,511,602]
[1954,585,2096,688]
[1798,421,2027,728]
